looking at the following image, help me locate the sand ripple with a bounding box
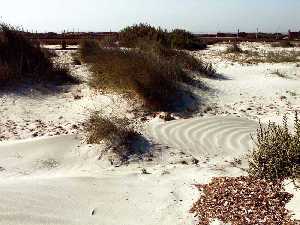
[149,116,258,160]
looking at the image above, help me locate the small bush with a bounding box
[0,24,77,85]
[226,42,244,54]
[85,113,141,159]
[80,40,193,111]
[249,114,300,180]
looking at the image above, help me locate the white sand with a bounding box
[0,135,242,225]
[0,43,299,224]
[149,116,258,164]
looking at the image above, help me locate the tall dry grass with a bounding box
[80,40,197,111]
[85,113,142,160]
[0,24,77,85]
[119,23,207,50]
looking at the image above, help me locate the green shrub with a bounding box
[249,114,300,180]
[80,40,194,111]
[0,24,77,85]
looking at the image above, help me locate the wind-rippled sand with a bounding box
[149,116,258,162]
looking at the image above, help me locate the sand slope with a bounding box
[0,136,204,225]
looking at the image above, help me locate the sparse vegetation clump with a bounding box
[225,42,244,54]
[249,114,300,181]
[119,23,206,50]
[80,40,198,111]
[61,40,67,50]
[119,23,168,48]
[136,41,216,77]
[85,113,141,160]
[0,24,77,85]
[271,41,294,48]
[264,51,300,63]
[99,35,118,48]
[271,69,287,78]
[168,29,207,50]
[223,48,300,64]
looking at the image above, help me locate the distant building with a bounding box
[288,30,300,40]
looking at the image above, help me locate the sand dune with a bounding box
[149,116,258,162]
[1,43,299,225]
[0,135,202,225]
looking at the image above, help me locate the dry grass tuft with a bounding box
[249,114,300,181]
[80,40,199,111]
[271,69,288,78]
[271,41,295,48]
[119,23,206,50]
[85,113,142,160]
[190,176,295,225]
[223,49,300,64]
[263,51,300,63]
[0,24,78,86]
[225,42,244,54]
[137,41,216,77]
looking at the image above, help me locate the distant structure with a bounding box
[288,30,300,40]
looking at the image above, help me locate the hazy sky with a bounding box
[0,0,299,33]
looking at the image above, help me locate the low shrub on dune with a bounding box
[249,114,300,181]
[137,41,216,77]
[85,113,141,160]
[119,23,207,51]
[0,24,77,85]
[271,41,294,48]
[80,40,196,111]
[169,29,207,50]
[119,23,169,48]
[225,42,244,54]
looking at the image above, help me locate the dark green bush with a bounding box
[0,24,77,85]
[249,114,300,180]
